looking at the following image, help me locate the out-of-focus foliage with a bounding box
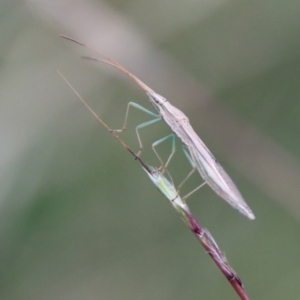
[1,1,300,299]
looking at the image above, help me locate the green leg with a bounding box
[135,117,162,157]
[152,133,176,173]
[110,102,162,157]
[178,146,206,202]
[182,146,196,168]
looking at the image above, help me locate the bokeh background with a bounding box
[1,0,300,299]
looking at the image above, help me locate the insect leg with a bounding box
[152,133,176,173]
[135,117,162,157]
[177,146,206,202]
[110,102,162,157]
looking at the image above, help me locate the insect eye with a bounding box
[150,92,165,105]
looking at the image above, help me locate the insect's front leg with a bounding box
[110,102,161,157]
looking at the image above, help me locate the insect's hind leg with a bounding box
[177,146,206,202]
[152,133,176,173]
[110,102,161,157]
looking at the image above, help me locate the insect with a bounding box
[58,72,246,294]
[60,35,255,220]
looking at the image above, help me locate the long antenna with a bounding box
[57,70,152,174]
[60,35,154,94]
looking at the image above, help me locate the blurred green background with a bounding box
[1,0,300,299]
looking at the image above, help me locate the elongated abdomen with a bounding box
[188,146,255,220]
